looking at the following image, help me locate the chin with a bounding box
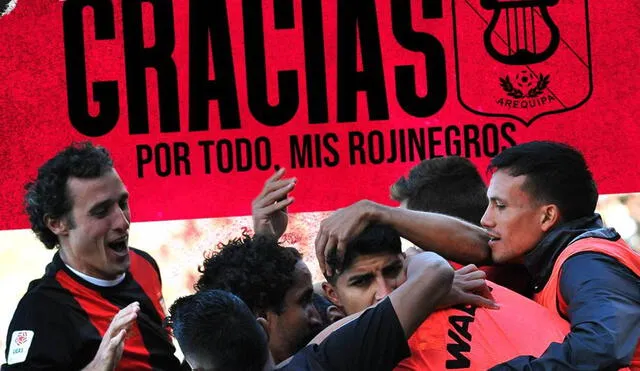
[114,261,131,274]
[498,254,523,265]
[491,252,511,264]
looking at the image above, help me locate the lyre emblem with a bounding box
[481,0,560,65]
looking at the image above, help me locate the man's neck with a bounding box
[59,248,125,286]
[64,263,125,287]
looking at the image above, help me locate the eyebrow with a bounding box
[88,192,129,215]
[88,199,114,215]
[347,272,374,283]
[383,260,403,270]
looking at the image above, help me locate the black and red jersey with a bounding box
[2,248,182,370]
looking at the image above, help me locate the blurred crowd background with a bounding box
[1,193,639,363]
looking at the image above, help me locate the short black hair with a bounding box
[391,156,488,224]
[195,234,302,315]
[168,290,268,371]
[326,223,401,284]
[24,142,114,249]
[489,141,598,222]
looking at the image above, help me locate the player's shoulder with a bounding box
[9,280,72,331]
[130,247,156,261]
[130,247,160,269]
[129,247,162,281]
[17,274,68,308]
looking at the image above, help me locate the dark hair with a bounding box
[195,234,302,315]
[489,141,598,221]
[391,157,488,224]
[24,142,114,249]
[326,223,401,284]
[168,290,268,371]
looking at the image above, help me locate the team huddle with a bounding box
[2,141,639,370]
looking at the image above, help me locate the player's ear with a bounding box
[540,204,560,232]
[322,282,342,308]
[45,214,70,237]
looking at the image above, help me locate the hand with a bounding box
[315,200,381,276]
[438,265,499,309]
[82,302,140,371]
[252,168,295,239]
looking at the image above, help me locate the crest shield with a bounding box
[453,0,592,126]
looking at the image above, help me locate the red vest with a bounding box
[395,282,569,370]
[533,237,640,370]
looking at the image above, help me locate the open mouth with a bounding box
[108,237,128,253]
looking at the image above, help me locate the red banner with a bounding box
[1,0,638,230]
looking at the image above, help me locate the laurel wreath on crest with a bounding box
[499,74,550,98]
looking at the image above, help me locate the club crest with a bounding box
[453,0,592,126]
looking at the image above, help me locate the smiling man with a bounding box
[2,143,182,370]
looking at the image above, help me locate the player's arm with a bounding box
[289,253,452,371]
[309,258,497,345]
[293,255,498,371]
[309,252,455,344]
[389,252,455,335]
[315,200,491,275]
[490,253,640,370]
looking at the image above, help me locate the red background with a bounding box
[1,0,638,230]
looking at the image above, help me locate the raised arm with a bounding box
[315,200,492,275]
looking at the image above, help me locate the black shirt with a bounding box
[278,297,410,371]
[2,249,182,370]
